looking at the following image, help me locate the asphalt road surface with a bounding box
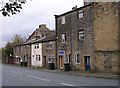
[2,64,119,87]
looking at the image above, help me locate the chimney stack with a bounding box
[72,5,77,10]
[39,24,46,28]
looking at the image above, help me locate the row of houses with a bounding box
[13,2,120,74]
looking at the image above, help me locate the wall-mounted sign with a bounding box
[59,50,65,56]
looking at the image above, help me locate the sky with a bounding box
[0,0,84,47]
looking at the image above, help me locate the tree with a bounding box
[0,0,27,17]
[12,34,26,46]
[2,34,26,63]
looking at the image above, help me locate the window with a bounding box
[61,16,65,24]
[38,55,41,61]
[65,55,69,63]
[78,30,84,41]
[42,35,45,37]
[36,55,38,61]
[75,54,80,64]
[32,55,34,57]
[37,43,39,49]
[78,10,83,18]
[35,44,36,49]
[48,56,51,63]
[48,55,55,63]
[51,56,55,63]
[46,42,52,49]
[62,34,66,43]
[34,43,39,49]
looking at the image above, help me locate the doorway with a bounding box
[59,56,64,69]
[43,56,47,68]
[84,56,91,71]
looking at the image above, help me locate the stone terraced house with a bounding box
[13,24,55,67]
[55,2,120,74]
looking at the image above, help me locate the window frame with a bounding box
[75,54,81,64]
[78,10,83,19]
[64,55,69,63]
[61,16,66,24]
[38,55,41,61]
[36,55,38,61]
[62,33,66,43]
[78,30,84,41]
[48,55,55,63]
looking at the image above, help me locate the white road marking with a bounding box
[26,75,50,82]
[11,71,23,75]
[61,83,75,86]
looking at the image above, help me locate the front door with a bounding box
[43,56,46,68]
[85,56,90,71]
[59,56,64,69]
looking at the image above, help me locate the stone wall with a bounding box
[93,2,119,73]
[56,4,95,71]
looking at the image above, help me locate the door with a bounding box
[85,56,90,71]
[43,56,46,68]
[59,56,64,69]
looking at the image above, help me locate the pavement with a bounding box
[36,68,119,80]
[3,64,120,80]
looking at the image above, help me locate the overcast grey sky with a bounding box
[0,0,84,47]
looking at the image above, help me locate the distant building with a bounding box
[41,35,56,69]
[13,24,55,67]
[55,2,120,74]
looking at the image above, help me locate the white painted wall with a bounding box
[31,43,43,67]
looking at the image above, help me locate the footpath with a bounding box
[37,68,119,80]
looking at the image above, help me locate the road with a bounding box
[2,64,119,87]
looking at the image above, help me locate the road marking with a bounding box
[11,71,23,75]
[61,83,75,86]
[26,75,50,82]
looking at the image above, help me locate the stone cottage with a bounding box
[55,2,120,74]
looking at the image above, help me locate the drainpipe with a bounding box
[54,15,58,69]
[70,12,73,69]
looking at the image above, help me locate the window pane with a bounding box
[61,16,65,24]
[65,55,69,63]
[77,54,80,63]
[78,10,83,18]
[78,30,84,41]
[62,34,66,43]
[48,56,51,63]
[36,55,38,61]
[39,55,41,61]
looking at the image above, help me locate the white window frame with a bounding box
[51,56,55,63]
[36,43,39,49]
[48,55,55,63]
[34,43,39,49]
[48,55,51,63]
[78,30,84,41]
[46,42,52,49]
[36,55,38,61]
[75,54,81,64]
[61,16,65,24]
[78,10,83,18]
[62,34,66,43]
[64,55,69,63]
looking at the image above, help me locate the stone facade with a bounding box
[13,24,55,67]
[42,35,56,69]
[55,4,94,71]
[13,43,31,66]
[55,2,120,74]
[93,2,120,74]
